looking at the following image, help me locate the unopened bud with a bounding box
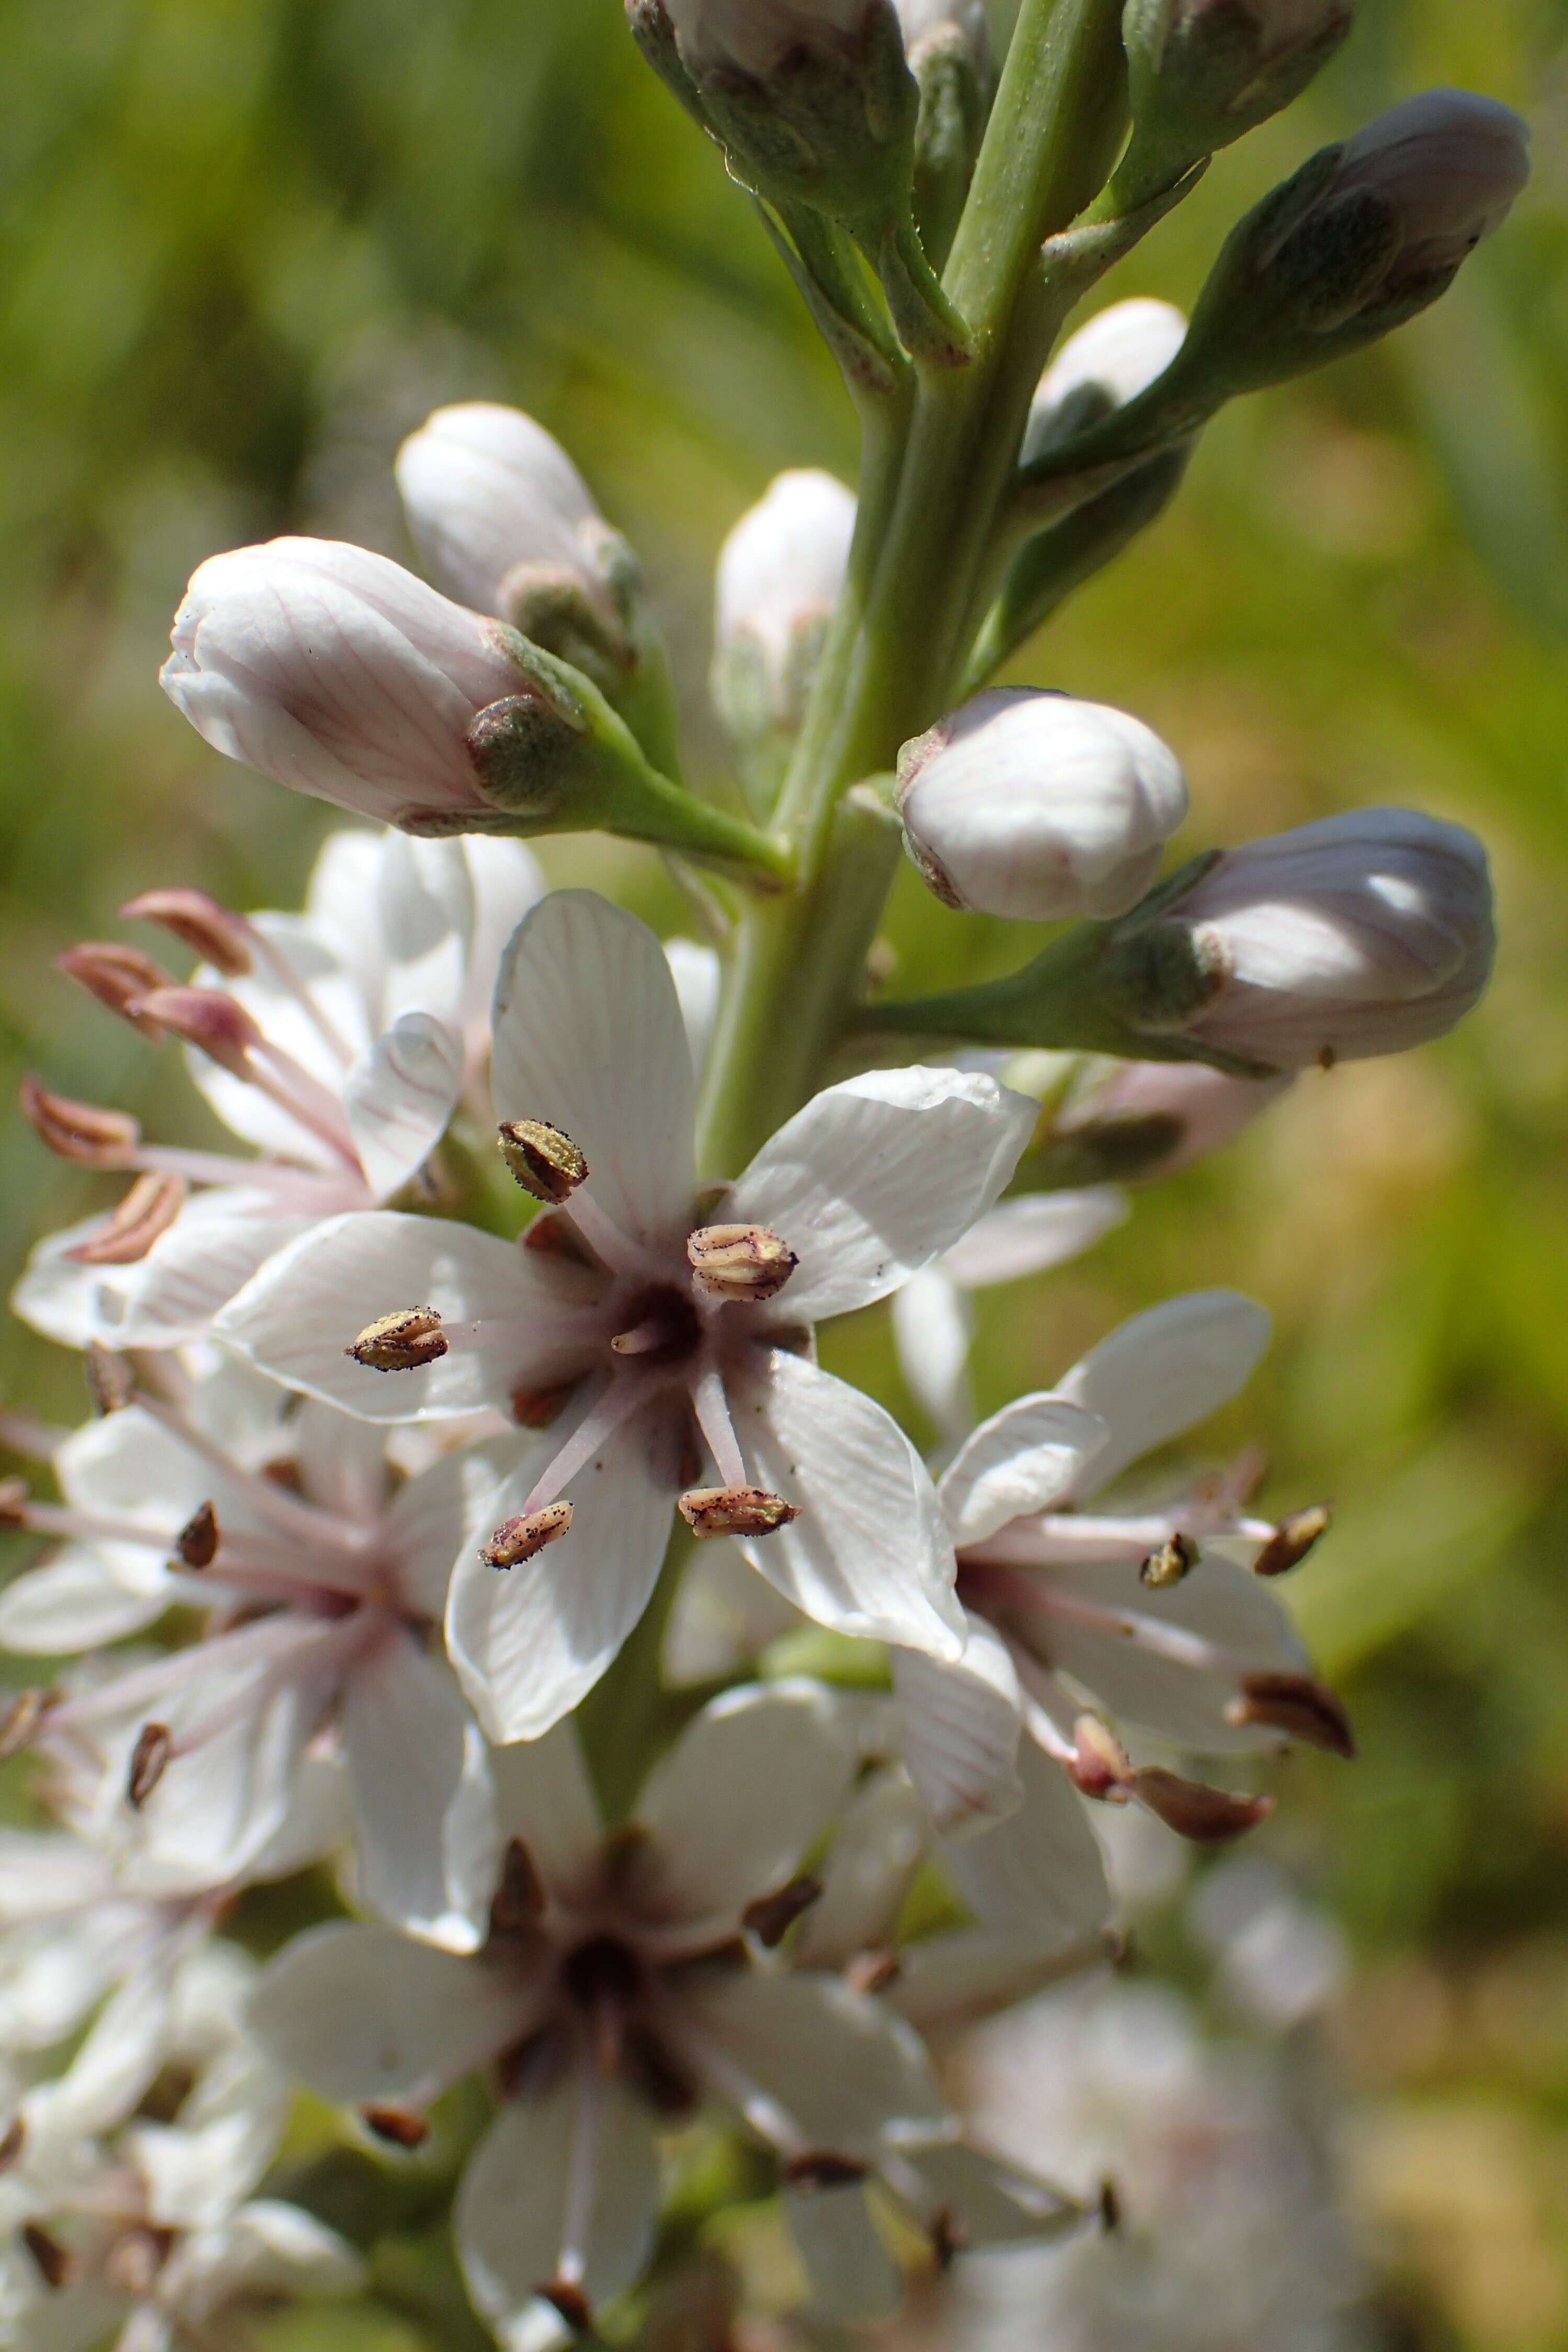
[0,1687,57,1761]
[128,1722,174,1809]
[897,689,1188,923]
[55,943,174,1033]
[396,403,618,620]
[175,1502,220,1570]
[1132,1765,1273,1842]
[1252,1502,1331,1577]
[1024,299,1189,464]
[481,1501,575,1568]
[19,1078,140,1168]
[742,1873,823,1946]
[1229,1669,1356,1757]
[64,1172,187,1267]
[895,1,994,269]
[1120,0,1353,203]
[348,1309,450,1374]
[1140,1530,1197,1588]
[120,887,252,976]
[687,1223,798,1302]
[497,1120,589,1205]
[678,1486,800,1539]
[361,2105,431,2149]
[1069,1713,1134,1799]
[712,471,856,752]
[127,986,261,1077]
[84,1343,135,1416]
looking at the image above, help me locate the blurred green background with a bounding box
[2,0,1568,2342]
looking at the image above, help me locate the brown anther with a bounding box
[783,2153,869,2192]
[18,1077,140,1167]
[481,1501,574,1569]
[348,1309,449,1374]
[1069,1714,1133,1801]
[361,2104,431,2149]
[84,1342,135,1416]
[1099,2178,1123,2235]
[56,942,174,1032]
[497,1120,589,1206]
[1132,1767,1273,1845]
[492,1836,547,1934]
[0,2117,24,2172]
[0,1480,27,1528]
[741,1874,822,1948]
[120,888,252,977]
[128,1722,174,1810]
[522,1211,596,1268]
[687,1223,799,1304]
[175,1501,220,1570]
[104,2225,175,2297]
[23,2222,72,2289]
[623,2024,700,2119]
[0,1687,55,1760]
[539,2280,594,2335]
[931,2206,967,2271]
[64,1171,187,1267]
[1252,1503,1332,1579]
[124,986,261,1076]
[1228,1670,1356,1759]
[510,1379,579,1431]
[1140,1531,1199,1590]
[844,1947,902,1996]
[678,1487,800,1540]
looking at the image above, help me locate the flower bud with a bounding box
[1140,808,1496,1069]
[1119,0,1354,200]
[396,403,616,619]
[893,0,989,69]
[896,689,1189,923]
[893,0,994,265]
[1023,299,1189,464]
[712,470,856,752]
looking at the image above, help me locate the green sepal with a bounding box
[1114,0,1352,211]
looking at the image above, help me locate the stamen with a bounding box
[176,1502,219,1569]
[482,1503,574,1569]
[0,2117,24,2171]
[84,1343,135,1417]
[782,2153,870,2190]
[554,1186,667,1286]
[349,1309,450,1373]
[1068,1713,1134,1801]
[63,1171,187,1266]
[130,1392,371,1553]
[128,1722,173,1809]
[125,984,261,1076]
[609,1318,669,1358]
[516,1375,657,1520]
[691,1364,747,1491]
[1131,1767,1273,1844]
[120,887,251,977]
[678,1488,798,1540]
[1227,1670,1356,1758]
[1008,1576,1256,1678]
[0,1410,68,1462]
[687,1223,798,1303]
[539,2281,594,2336]
[1252,1504,1332,1578]
[741,1875,822,1948]
[18,1078,140,1167]
[56,941,173,1032]
[1140,1532,1197,1590]
[497,1120,589,1206]
[361,2105,430,2149]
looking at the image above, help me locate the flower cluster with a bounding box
[0,0,1527,2341]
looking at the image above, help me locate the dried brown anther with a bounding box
[498,1120,589,1205]
[678,1487,799,1540]
[84,1342,135,1417]
[23,2222,72,2289]
[56,942,174,1032]
[348,1309,449,1373]
[128,1722,174,1810]
[539,2279,595,2334]
[64,1172,187,1267]
[361,2105,431,2149]
[741,1874,822,1948]
[481,1501,574,1568]
[783,2152,869,2192]
[18,1077,140,1167]
[492,1836,547,1934]
[1252,1503,1332,1578]
[121,887,252,976]
[1099,2178,1123,2235]
[175,1501,220,1570]
[931,2206,967,2270]
[1132,1766,1273,1845]
[1140,1530,1198,1589]
[0,2117,24,2172]
[687,1223,798,1303]
[1229,1670,1356,1759]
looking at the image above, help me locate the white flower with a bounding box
[396,403,617,619]
[1163,806,1495,1069]
[1330,89,1531,283]
[1023,300,1188,465]
[249,1684,948,2347]
[216,890,1039,1737]
[161,538,533,830]
[14,826,540,1353]
[2,1367,506,1949]
[663,0,870,76]
[897,690,1189,923]
[712,470,856,738]
[891,1291,1350,1836]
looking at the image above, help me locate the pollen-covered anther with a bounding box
[55,942,174,1032]
[123,986,263,1076]
[361,2105,431,2150]
[687,1222,799,1302]
[1139,1530,1199,1589]
[1228,1670,1356,1758]
[1252,1503,1332,1578]
[348,1308,449,1373]
[64,1171,188,1267]
[175,1501,220,1570]
[84,1341,136,1416]
[497,1119,589,1205]
[741,1873,822,1947]
[481,1501,574,1568]
[18,1077,141,1167]
[1069,1713,1134,1800]
[120,887,252,977]
[1132,1766,1273,1844]
[22,2222,72,2290]
[0,1687,57,1760]
[678,1486,800,1539]
[539,2280,594,2335]
[783,2152,871,2192]
[127,1721,174,1810]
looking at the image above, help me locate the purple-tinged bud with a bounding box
[63,1172,188,1267]
[1332,90,1531,284]
[897,689,1189,923]
[1120,0,1354,202]
[1031,1056,1292,1185]
[396,404,618,620]
[713,470,856,750]
[893,0,989,71]
[120,887,252,977]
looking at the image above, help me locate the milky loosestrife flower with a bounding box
[1,11,1524,2343]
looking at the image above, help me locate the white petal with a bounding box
[491,893,697,1251]
[290,1400,394,1524]
[629,1680,859,1926]
[0,1555,171,1653]
[894,2141,1081,2246]
[891,1266,975,1448]
[24,1965,171,2139]
[680,1970,947,2156]
[14,1194,318,1354]
[456,2069,660,2337]
[167,2200,366,2315]
[488,1720,603,1896]
[445,1404,675,1742]
[462,838,546,1045]
[343,1013,465,1200]
[892,1617,1025,1836]
[892,1929,1099,2034]
[122,1660,337,1895]
[341,1636,499,1953]
[377,834,476,1028]
[939,1397,1109,1547]
[738,1353,965,1660]
[662,1537,804,1687]
[939,1188,1128,1288]
[1056,1289,1271,1498]
[785,2183,903,2324]
[940,1739,1112,1949]
[216,1211,547,1421]
[249,1923,523,2103]
[793,1768,928,1969]
[383,1433,528,1621]
[728,1067,1037,1321]
[664,938,721,1076]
